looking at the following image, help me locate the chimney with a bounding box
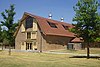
[48,13,52,19]
[61,17,64,22]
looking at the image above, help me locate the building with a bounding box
[14,12,77,52]
[68,37,84,50]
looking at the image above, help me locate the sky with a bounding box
[0,0,78,24]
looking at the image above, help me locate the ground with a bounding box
[0,48,100,67]
[49,48,100,54]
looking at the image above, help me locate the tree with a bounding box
[0,24,2,42]
[0,4,18,55]
[72,0,100,59]
[0,24,3,50]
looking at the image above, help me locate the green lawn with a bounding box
[0,50,100,67]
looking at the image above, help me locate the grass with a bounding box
[0,49,100,67]
[49,48,100,54]
[0,50,2,52]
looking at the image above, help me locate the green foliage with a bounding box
[95,37,100,42]
[0,24,3,42]
[73,0,100,42]
[0,4,18,45]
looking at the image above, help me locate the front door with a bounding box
[67,43,74,50]
[26,43,32,50]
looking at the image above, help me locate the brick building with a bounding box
[14,12,83,52]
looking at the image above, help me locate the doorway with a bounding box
[67,43,74,50]
[26,43,32,50]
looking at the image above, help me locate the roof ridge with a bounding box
[24,12,71,25]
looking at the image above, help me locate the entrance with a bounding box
[26,43,32,50]
[67,43,74,50]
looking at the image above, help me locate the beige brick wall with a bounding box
[21,42,26,50]
[15,21,26,50]
[42,35,72,51]
[33,22,37,31]
[21,20,25,32]
[37,26,73,51]
[73,43,82,50]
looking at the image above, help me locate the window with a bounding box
[26,16,33,29]
[62,25,68,30]
[48,22,57,28]
[27,32,31,39]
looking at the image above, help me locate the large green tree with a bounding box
[0,24,3,50]
[72,0,100,59]
[0,24,2,42]
[1,4,18,55]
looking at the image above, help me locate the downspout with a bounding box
[40,30,42,53]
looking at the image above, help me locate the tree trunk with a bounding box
[87,42,90,59]
[9,44,11,55]
[1,44,3,50]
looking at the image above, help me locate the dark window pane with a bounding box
[47,22,57,28]
[26,16,33,29]
[27,32,31,39]
[30,43,32,50]
[62,25,68,30]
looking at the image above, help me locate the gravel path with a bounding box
[44,51,100,56]
[1,48,100,57]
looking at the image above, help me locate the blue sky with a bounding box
[0,0,78,23]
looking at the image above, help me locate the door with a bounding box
[67,43,74,50]
[26,43,32,50]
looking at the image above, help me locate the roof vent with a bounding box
[48,13,52,19]
[61,17,64,22]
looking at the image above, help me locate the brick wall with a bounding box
[37,27,73,51]
[15,20,26,50]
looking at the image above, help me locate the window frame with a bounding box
[25,16,33,29]
[47,21,57,28]
[27,32,31,39]
[62,25,69,30]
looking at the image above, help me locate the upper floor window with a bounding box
[26,16,33,29]
[47,22,57,28]
[27,32,31,39]
[62,25,68,30]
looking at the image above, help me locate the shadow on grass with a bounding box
[69,56,100,59]
[0,50,3,52]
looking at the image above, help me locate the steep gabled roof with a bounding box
[14,12,75,38]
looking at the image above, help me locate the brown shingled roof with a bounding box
[71,37,84,43]
[14,12,75,38]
